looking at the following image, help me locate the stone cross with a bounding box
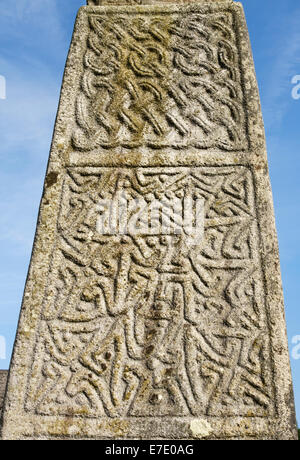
[1,0,297,440]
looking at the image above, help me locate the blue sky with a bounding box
[0,0,300,423]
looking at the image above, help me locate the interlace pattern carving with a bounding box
[72,12,248,152]
[26,166,274,418]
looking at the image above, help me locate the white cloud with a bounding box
[0,0,64,43]
[0,1,69,254]
[0,0,69,157]
[262,7,300,129]
[0,59,60,158]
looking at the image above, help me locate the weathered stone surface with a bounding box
[0,371,8,415]
[87,0,227,5]
[1,1,297,440]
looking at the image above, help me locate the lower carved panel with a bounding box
[25,166,275,418]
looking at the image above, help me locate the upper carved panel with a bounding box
[72,10,248,153]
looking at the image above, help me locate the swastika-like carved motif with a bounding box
[72,11,248,152]
[25,166,274,418]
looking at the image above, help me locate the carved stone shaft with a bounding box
[1,0,297,440]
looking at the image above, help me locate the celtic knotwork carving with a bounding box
[25,166,274,418]
[72,11,248,152]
